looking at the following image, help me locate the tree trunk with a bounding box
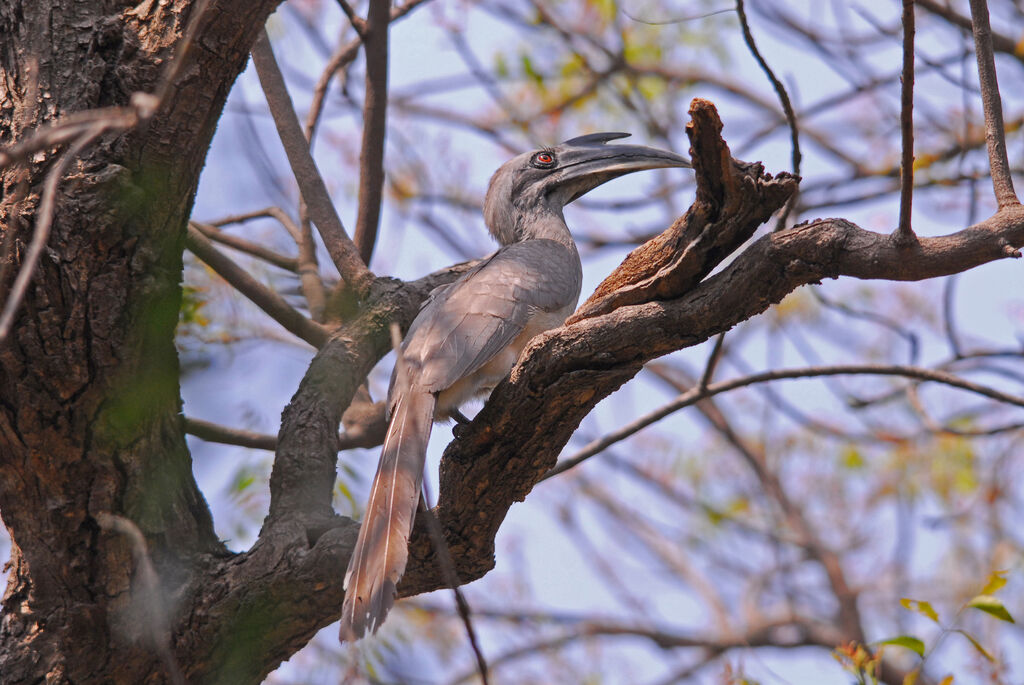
[0,1,280,681]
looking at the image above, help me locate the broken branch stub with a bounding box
[568,98,799,323]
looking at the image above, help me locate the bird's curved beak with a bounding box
[548,133,690,204]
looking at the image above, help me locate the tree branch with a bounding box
[189,221,299,272]
[250,30,374,292]
[734,0,801,226]
[398,102,1024,598]
[353,0,391,264]
[0,126,105,341]
[967,0,1019,207]
[896,0,916,241]
[264,262,477,526]
[185,223,330,347]
[545,362,1024,479]
[183,416,383,452]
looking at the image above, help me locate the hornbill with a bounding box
[340,133,690,640]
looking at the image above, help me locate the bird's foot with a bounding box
[450,408,471,438]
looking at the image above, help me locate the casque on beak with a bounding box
[547,132,691,204]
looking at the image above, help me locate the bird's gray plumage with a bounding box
[339,134,690,640]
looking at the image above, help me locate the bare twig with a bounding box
[0,127,104,341]
[336,0,368,37]
[917,0,1024,63]
[207,206,303,242]
[896,0,917,242]
[251,30,374,292]
[446,616,830,685]
[699,333,726,389]
[545,363,1024,479]
[967,0,1019,207]
[206,207,328,320]
[183,416,381,452]
[185,224,330,347]
[190,221,299,272]
[420,480,490,685]
[353,0,391,265]
[305,0,431,145]
[184,417,277,450]
[735,0,801,226]
[0,105,144,169]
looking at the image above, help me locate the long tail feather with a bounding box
[339,390,435,640]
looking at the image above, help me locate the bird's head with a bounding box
[484,132,690,245]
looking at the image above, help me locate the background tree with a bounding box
[1,1,1022,684]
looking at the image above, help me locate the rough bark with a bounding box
[0,1,282,681]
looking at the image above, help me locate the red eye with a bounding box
[531,151,556,168]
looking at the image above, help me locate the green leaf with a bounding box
[900,598,940,624]
[966,594,1015,623]
[875,635,925,657]
[840,445,865,470]
[520,54,543,85]
[494,53,508,79]
[980,570,1008,595]
[955,629,994,661]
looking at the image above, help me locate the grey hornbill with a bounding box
[340,133,691,640]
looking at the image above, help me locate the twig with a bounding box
[185,224,329,347]
[335,0,368,37]
[212,203,328,320]
[699,333,726,389]
[941,275,963,358]
[353,0,391,265]
[207,207,304,243]
[420,480,490,685]
[544,363,1024,479]
[917,0,1023,62]
[190,221,299,272]
[0,105,142,168]
[0,127,104,342]
[967,0,1019,207]
[183,416,381,451]
[735,0,801,227]
[250,30,374,292]
[95,513,184,685]
[896,0,917,243]
[184,417,277,450]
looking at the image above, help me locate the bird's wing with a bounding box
[400,238,582,393]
